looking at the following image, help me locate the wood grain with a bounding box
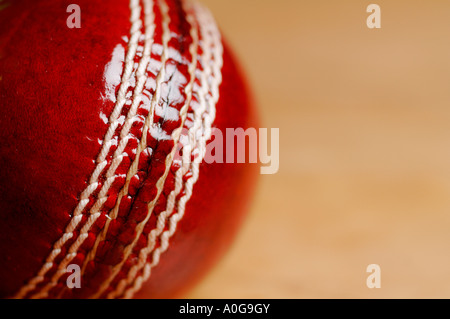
[187,0,450,298]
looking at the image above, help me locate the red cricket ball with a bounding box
[0,0,258,298]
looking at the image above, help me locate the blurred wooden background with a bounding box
[187,0,450,298]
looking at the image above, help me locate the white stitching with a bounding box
[29,0,157,299]
[89,0,191,299]
[121,2,223,299]
[79,0,156,277]
[13,0,146,299]
[103,0,200,299]
[107,0,207,299]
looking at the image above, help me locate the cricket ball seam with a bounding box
[29,0,160,300]
[120,3,224,299]
[89,0,184,298]
[12,0,224,300]
[79,0,156,278]
[13,0,146,299]
[109,1,217,298]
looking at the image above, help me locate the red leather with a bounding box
[0,0,257,298]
